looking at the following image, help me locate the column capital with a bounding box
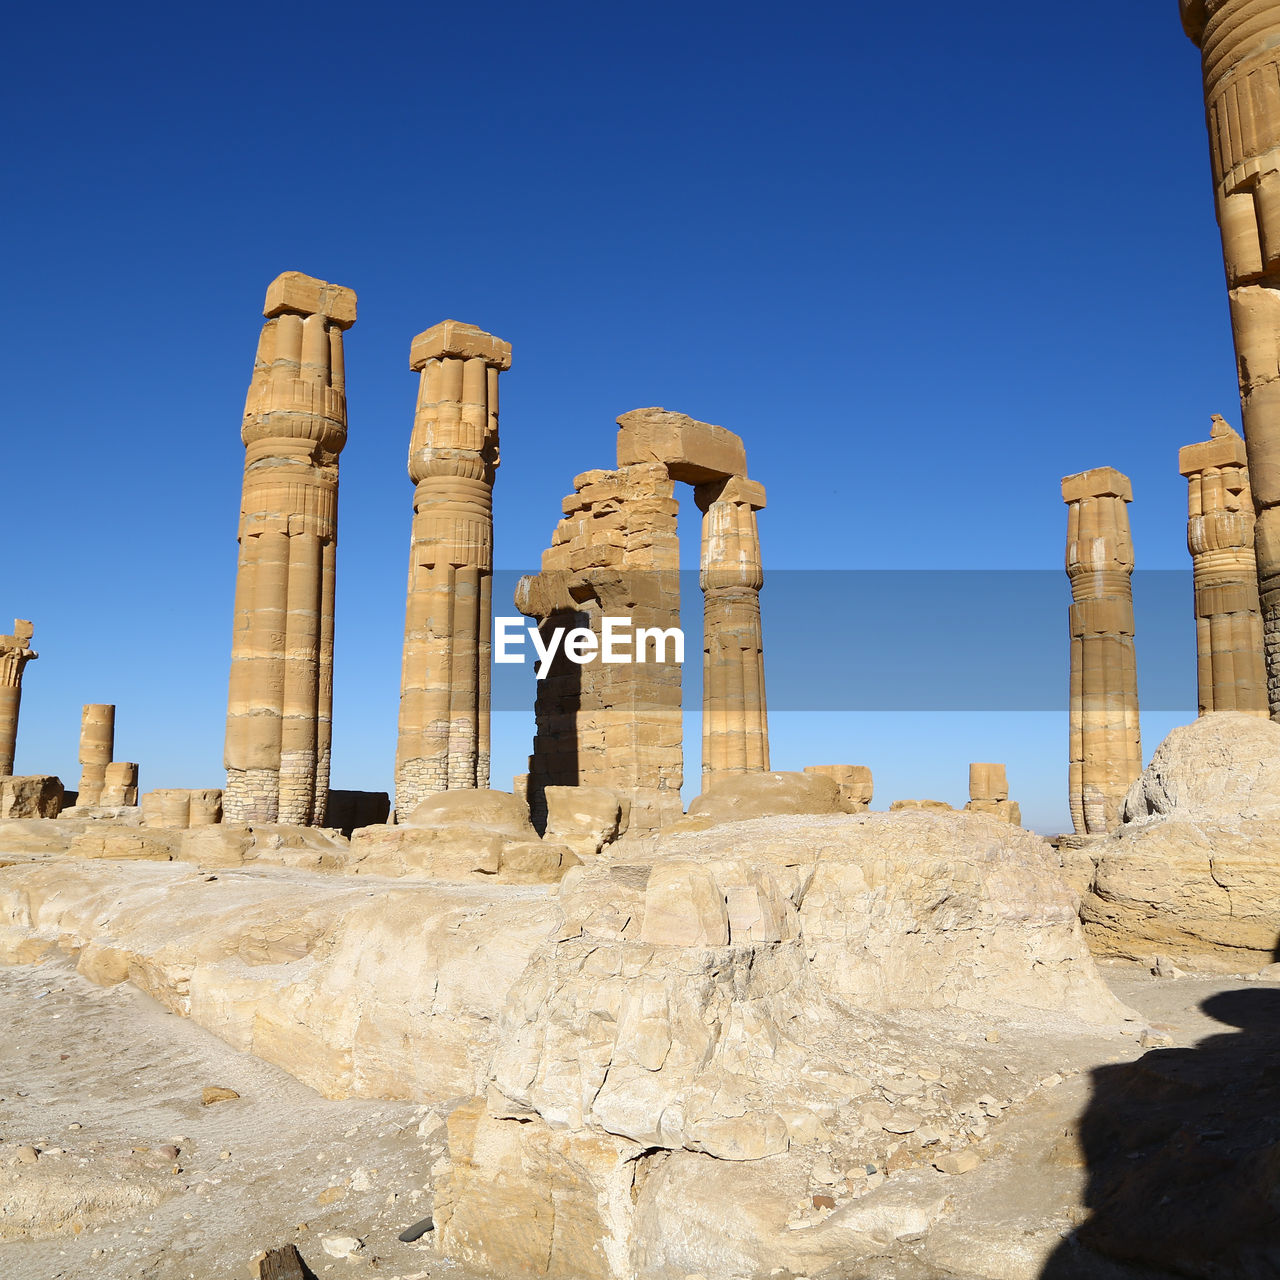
[410,321,511,371]
[1062,467,1132,504]
[263,272,357,329]
[1180,414,1249,475]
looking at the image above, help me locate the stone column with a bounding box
[696,475,769,785]
[965,762,1021,826]
[1180,414,1268,715]
[0,621,36,777]
[101,762,139,807]
[1182,2,1280,716]
[78,703,115,806]
[224,272,355,826]
[1063,468,1142,836]
[395,321,511,815]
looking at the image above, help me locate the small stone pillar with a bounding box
[1182,2,1280,717]
[1180,415,1268,716]
[101,762,139,807]
[1063,468,1142,836]
[697,475,769,785]
[0,621,36,777]
[224,272,355,826]
[804,764,873,812]
[395,321,511,815]
[77,703,115,806]
[965,762,1021,826]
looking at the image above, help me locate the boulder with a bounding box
[403,789,535,838]
[0,776,63,819]
[686,770,841,823]
[543,784,628,857]
[1081,714,1280,968]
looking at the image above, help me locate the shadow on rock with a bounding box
[1041,988,1280,1278]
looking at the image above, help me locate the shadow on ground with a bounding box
[1041,988,1280,1278]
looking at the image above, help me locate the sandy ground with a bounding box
[0,955,474,1280]
[0,954,1268,1280]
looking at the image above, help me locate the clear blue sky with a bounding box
[3,2,1233,831]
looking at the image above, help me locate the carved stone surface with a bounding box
[1063,468,1142,836]
[0,620,36,777]
[1183,2,1280,716]
[1179,414,1268,715]
[395,321,510,815]
[224,272,355,826]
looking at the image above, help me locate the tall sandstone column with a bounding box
[225,272,355,826]
[1063,468,1142,836]
[0,621,36,777]
[1182,1,1280,716]
[1180,414,1268,714]
[77,703,115,806]
[395,321,510,815]
[696,474,769,784]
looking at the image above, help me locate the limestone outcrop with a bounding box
[1079,713,1280,966]
[224,272,355,827]
[437,809,1130,1279]
[0,859,559,1102]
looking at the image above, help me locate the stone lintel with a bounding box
[695,475,766,511]
[410,321,512,371]
[616,407,748,485]
[1180,432,1249,476]
[1061,467,1132,505]
[263,272,357,329]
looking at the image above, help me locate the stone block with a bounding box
[616,407,747,484]
[409,319,511,369]
[263,271,357,328]
[1061,467,1133,504]
[0,775,63,819]
[687,771,842,824]
[544,785,627,857]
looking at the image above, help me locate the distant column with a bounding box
[77,704,115,805]
[1180,414,1268,716]
[224,272,356,826]
[696,475,769,785]
[395,321,511,815]
[1182,1,1280,716]
[965,762,1021,826]
[1063,468,1142,836]
[0,621,37,777]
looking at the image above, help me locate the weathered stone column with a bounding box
[965,762,1021,826]
[101,762,139,807]
[1180,414,1268,715]
[224,272,355,826]
[1063,468,1142,836]
[0,621,36,777]
[78,703,115,806]
[1182,1,1280,716]
[696,475,769,785]
[395,321,510,815]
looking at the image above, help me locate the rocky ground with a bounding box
[0,953,1273,1280]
